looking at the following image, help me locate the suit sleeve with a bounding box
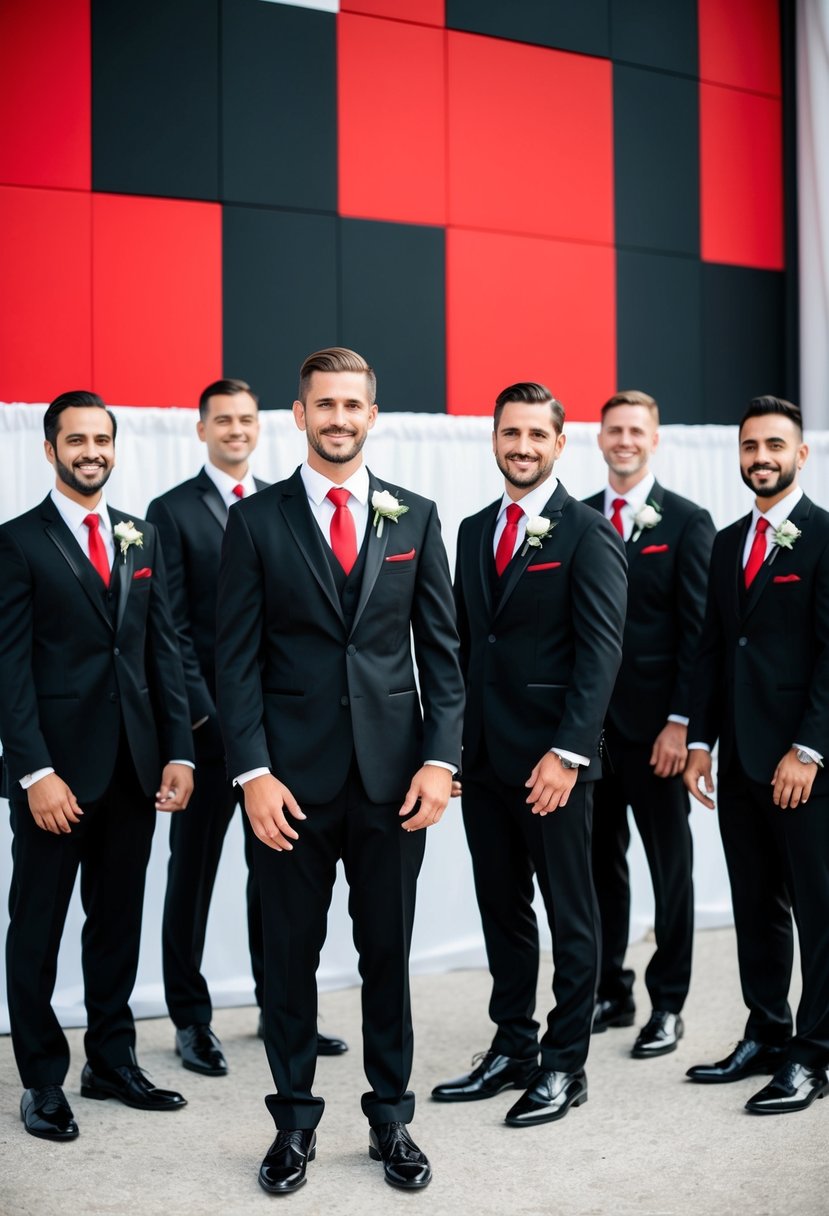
[0,528,53,783]
[143,529,195,765]
[687,534,727,749]
[669,507,716,718]
[146,495,215,724]
[409,503,465,772]
[452,519,471,681]
[794,531,829,752]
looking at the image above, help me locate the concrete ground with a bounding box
[1,927,825,1216]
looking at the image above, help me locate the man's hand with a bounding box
[242,773,306,851]
[399,765,453,831]
[450,778,463,800]
[155,764,194,813]
[683,750,715,809]
[27,774,83,834]
[650,721,688,779]
[772,749,817,809]
[525,753,578,815]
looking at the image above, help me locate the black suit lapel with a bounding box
[626,480,666,565]
[742,495,813,622]
[350,472,389,638]
[41,497,114,632]
[279,471,346,628]
[494,482,569,619]
[196,469,229,532]
[109,509,137,634]
[476,501,500,621]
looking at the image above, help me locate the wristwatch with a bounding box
[557,755,581,770]
[795,748,824,768]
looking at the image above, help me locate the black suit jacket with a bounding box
[146,468,269,726]
[0,496,193,803]
[455,481,627,786]
[688,493,829,787]
[214,467,464,805]
[583,482,715,744]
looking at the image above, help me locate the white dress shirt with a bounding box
[601,472,655,543]
[202,460,258,508]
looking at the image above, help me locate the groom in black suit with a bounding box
[584,391,714,1057]
[215,348,464,1193]
[432,382,626,1126]
[685,396,829,1114]
[0,391,194,1141]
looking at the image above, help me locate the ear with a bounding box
[292,400,307,432]
[44,438,56,467]
[196,418,206,443]
[367,402,378,430]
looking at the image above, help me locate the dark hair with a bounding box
[198,378,259,420]
[298,347,376,405]
[493,382,565,434]
[739,395,803,437]
[43,390,117,447]
[601,389,659,425]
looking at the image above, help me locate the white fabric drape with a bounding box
[3,404,828,1032]
[798,0,829,426]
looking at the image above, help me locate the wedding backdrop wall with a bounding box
[3,404,829,1033]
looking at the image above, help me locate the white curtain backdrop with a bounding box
[798,0,829,426]
[3,403,829,1033]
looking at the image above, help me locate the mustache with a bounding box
[321,428,356,437]
[748,464,777,474]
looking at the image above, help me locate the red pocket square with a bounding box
[385,549,416,562]
[773,573,801,583]
[641,544,669,555]
[133,567,152,580]
[527,561,561,571]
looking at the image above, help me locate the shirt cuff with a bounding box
[687,742,710,752]
[551,748,590,767]
[234,767,271,787]
[20,767,55,790]
[793,743,824,765]
[667,715,689,727]
[170,760,195,769]
[424,760,456,772]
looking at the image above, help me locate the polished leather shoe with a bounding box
[259,1129,316,1194]
[431,1050,538,1102]
[745,1061,829,1114]
[369,1121,431,1189]
[592,997,636,1034]
[175,1024,228,1076]
[20,1086,79,1141]
[631,1011,684,1058]
[80,1062,187,1110]
[504,1069,587,1126]
[686,1038,788,1084]
[257,1012,349,1056]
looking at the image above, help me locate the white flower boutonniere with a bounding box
[113,520,144,562]
[631,500,662,544]
[521,516,556,557]
[371,489,409,539]
[772,518,801,550]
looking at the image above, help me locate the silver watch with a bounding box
[558,755,580,770]
[795,748,823,768]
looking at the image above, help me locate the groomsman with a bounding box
[685,396,829,1114]
[0,391,194,1141]
[215,348,464,1192]
[585,391,714,1056]
[433,382,626,1125]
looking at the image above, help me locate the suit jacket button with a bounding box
[341,695,349,707]
[738,637,748,647]
[347,644,357,656]
[109,693,117,702]
[488,634,496,643]
[113,647,121,656]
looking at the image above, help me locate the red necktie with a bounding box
[83,513,111,585]
[495,503,524,576]
[232,483,245,499]
[327,488,358,575]
[610,497,626,538]
[744,516,770,588]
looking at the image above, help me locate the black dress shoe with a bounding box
[745,1062,829,1114]
[20,1086,79,1141]
[504,1069,587,1126]
[431,1050,538,1102]
[592,997,636,1034]
[259,1129,316,1194]
[631,1011,684,1058]
[686,1039,788,1084]
[257,1012,349,1057]
[80,1062,187,1110]
[369,1122,431,1189]
[175,1024,228,1076]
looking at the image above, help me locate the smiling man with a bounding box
[684,396,829,1115]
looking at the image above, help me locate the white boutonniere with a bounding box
[631,500,662,544]
[520,516,556,556]
[772,518,801,550]
[371,489,409,538]
[113,520,144,561]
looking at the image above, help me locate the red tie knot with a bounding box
[327,488,351,509]
[232,483,245,499]
[612,497,627,513]
[756,516,770,534]
[83,512,100,532]
[506,502,524,524]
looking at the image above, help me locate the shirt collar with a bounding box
[498,477,558,522]
[203,460,257,498]
[751,485,803,532]
[50,487,111,534]
[301,461,369,507]
[603,471,655,516]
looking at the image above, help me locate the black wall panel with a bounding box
[92,0,219,200]
[614,65,699,256]
[223,206,338,409]
[221,0,337,211]
[609,0,698,75]
[446,0,610,59]
[340,220,446,413]
[701,265,785,424]
[617,250,702,423]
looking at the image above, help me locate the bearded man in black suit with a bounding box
[0,391,194,1142]
[584,390,714,1057]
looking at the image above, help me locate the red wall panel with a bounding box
[341,0,444,26]
[446,228,615,420]
[92,194,222,408]
[700,84,783,270]
[0,185,92,402]
[447,32,614,245]
[698,0,781,96]
[0,0,91,190]
[338,13,446,225]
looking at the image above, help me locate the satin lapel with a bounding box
[41,500,113,632]
[350,473,389,638]
[495,482,569,619]
[742,496,813,622]
[731,514,752,621]
[114,543,135,634]
[197,472,228,532]
[279,477,346,628]
[626,480,666,567]
[476,501,500,622]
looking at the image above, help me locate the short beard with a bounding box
[495,454,552,490]
[740,463,797,499]
[55,457,112,497]
[308,429,366,466]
